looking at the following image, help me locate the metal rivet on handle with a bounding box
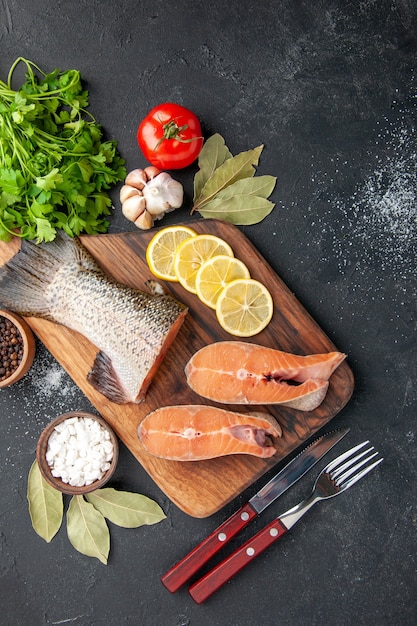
[241,512,250,521]
[246,547,255,557]
[270,528,279,537]
[218,532,227,542]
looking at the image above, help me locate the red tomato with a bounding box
[137,103,204,169]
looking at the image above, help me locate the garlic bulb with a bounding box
[120,168,184,230]
[143,173,184,216]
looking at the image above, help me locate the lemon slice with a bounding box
[174,234,234,293]
[146,225,197,281]
[195,255,251,309]
[216,278,273,337]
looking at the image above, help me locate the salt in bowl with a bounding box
[36,411,119,495]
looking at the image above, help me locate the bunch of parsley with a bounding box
[0,57,126,243]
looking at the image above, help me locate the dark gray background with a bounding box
[1,1,416,624]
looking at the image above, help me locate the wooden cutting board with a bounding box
[0,219,354,517]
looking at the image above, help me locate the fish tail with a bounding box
[0,232,99,318]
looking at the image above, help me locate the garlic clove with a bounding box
[144,166,161,180]
[125,169,148,190]
[120,184,142,204]
[134,210,154,230]
[122,195,147,222]
[143,172,184,216]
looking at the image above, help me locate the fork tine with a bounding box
[324,440,369,473]
[331,446,374,480]
[335,451,380,486]
[338,457,383,491]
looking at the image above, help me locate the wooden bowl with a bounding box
[36,411,119,495]
[0,309,36,388]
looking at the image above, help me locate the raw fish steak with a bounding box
[138,405,282,460]
[185,341,346,411]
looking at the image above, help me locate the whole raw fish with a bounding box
[0,233,187,403]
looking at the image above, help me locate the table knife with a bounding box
[161,426,349,592]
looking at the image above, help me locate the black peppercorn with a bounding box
[0,316,24,381]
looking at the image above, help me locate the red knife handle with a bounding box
[188,518,288,604]
[161,502,257,593]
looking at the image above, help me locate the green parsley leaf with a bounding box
[0,57,126,243]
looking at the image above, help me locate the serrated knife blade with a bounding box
[249,426,350,513]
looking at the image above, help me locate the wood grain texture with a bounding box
[0,220,354,517]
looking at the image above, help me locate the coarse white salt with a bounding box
[46,416,114,487]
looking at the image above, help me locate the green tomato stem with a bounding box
[153,119,203,151]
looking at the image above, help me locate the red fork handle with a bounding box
[161,502,258,593]
[188,518,288,604]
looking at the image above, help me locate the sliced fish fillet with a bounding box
[137,405,282,460]
[185,341,346,411]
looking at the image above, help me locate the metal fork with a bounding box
[189,441,383,604]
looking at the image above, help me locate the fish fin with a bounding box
[87,351,132,404]
[145,279,167,296]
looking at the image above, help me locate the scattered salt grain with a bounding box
[326,93,416,278]
[280,89,417,283]
[46,416,114,487]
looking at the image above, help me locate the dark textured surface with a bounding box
[0,1,416,624]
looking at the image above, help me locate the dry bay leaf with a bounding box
[215,175,277,201]
[67,495,110,565]
[193,144,263,211]
[199,194,275,225]
[86,488,166,528]
[27,460,63,543]
[193,133,233,200]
